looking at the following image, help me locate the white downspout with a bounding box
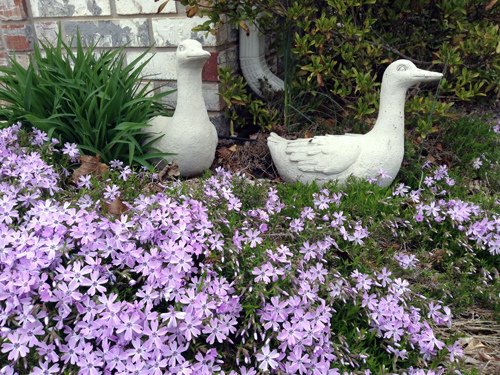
[239,22,284,97]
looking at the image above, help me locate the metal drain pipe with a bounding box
[239,22,284,97]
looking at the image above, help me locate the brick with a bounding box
[0,51,8,66]
[217,45,238,72]
[2,24,33,51]
[156,81,223,111]
[202,52,219,82]
[127,50,177,80]
[152,18,217,47]
[115,0,176,15]
[0,0,28,20]
[64,20,150,48]
[31,0,111,17]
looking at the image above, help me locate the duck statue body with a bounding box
[147,39,218,177]
[268,60,443,187]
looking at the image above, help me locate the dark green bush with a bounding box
[177,0,499,135]
[0,31,172,168]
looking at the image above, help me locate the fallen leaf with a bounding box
[228,145,237,152]
[157,0,169,13]
[105,197,128,216]
[239,21,250,36]
[71,155,109,184]
[186,6,199,17]
[486,0,497,11]
[159,162,180,180]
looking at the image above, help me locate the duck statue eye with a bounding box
[178,45,185,51]
[396,65,408,72]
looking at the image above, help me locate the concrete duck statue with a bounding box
[147,39,218,177]
[268,60,443,187]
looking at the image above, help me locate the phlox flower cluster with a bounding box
[411,166,499,255]
[0,125,242,374]
[201,170,461,374]
[0,124,479,374]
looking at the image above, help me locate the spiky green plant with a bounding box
[0,30,173,168]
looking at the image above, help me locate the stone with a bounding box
[268,60,443,187]
[31,0,111,17]
[126,51,177,80]
[115,0,176,15]
[34,22,59,45]
[146,40,218,177]
[152,18,217,47]
[63,19,149,48]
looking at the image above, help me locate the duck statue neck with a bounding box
[267,59,443,187]
[147,39,218,177]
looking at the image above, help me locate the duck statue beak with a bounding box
[187,50,212,60]
[412,68,443,83]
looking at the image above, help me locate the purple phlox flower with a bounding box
[352,270,373,291]
[161,306,186,328]
[256,345,280,372]
[277,321,304,348]
[192,292,217,318]
[313,192,331,210]
[81,271,108,296]
[116,312,142,341]
[127,338,151,363]
[330,211,346,228]
[1,331,30,360]
[59,336,82,365]
[31,361,60,375]
[301,207,316,220]
[171,249,193,273]
[203,317,229,344]
[423,176,435,187]
[109,159,124,170]
[104,184,121,201]
[394,252,419,270]
[361,292,378,311]
[179,311,202,341]
[447,340,464,362]
[164,340,187,367]
[31,128,49,146]
[393,183,410,197]
[244,229,263,248]
[387,345,408,360]
[286,346,311,374]
[62,142,80,161]
[389,278,410,297]
[349,222,369,245]
[300,241,319,261]
[290,218,304,233]
[252,262,283,284]
[418,322,445,354]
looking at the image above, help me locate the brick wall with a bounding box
[0,0,238,134]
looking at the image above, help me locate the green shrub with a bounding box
[0,31,172,168]
[177,0,499,135]
[218,67,280,135]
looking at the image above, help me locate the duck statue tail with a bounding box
[267,132,288,175]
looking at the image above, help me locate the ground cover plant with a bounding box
[0,121,498,374]
[0,31,172,169]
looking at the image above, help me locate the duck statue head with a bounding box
[268,59,443,187]
[176,39,212,68]
[381,59,443,90]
